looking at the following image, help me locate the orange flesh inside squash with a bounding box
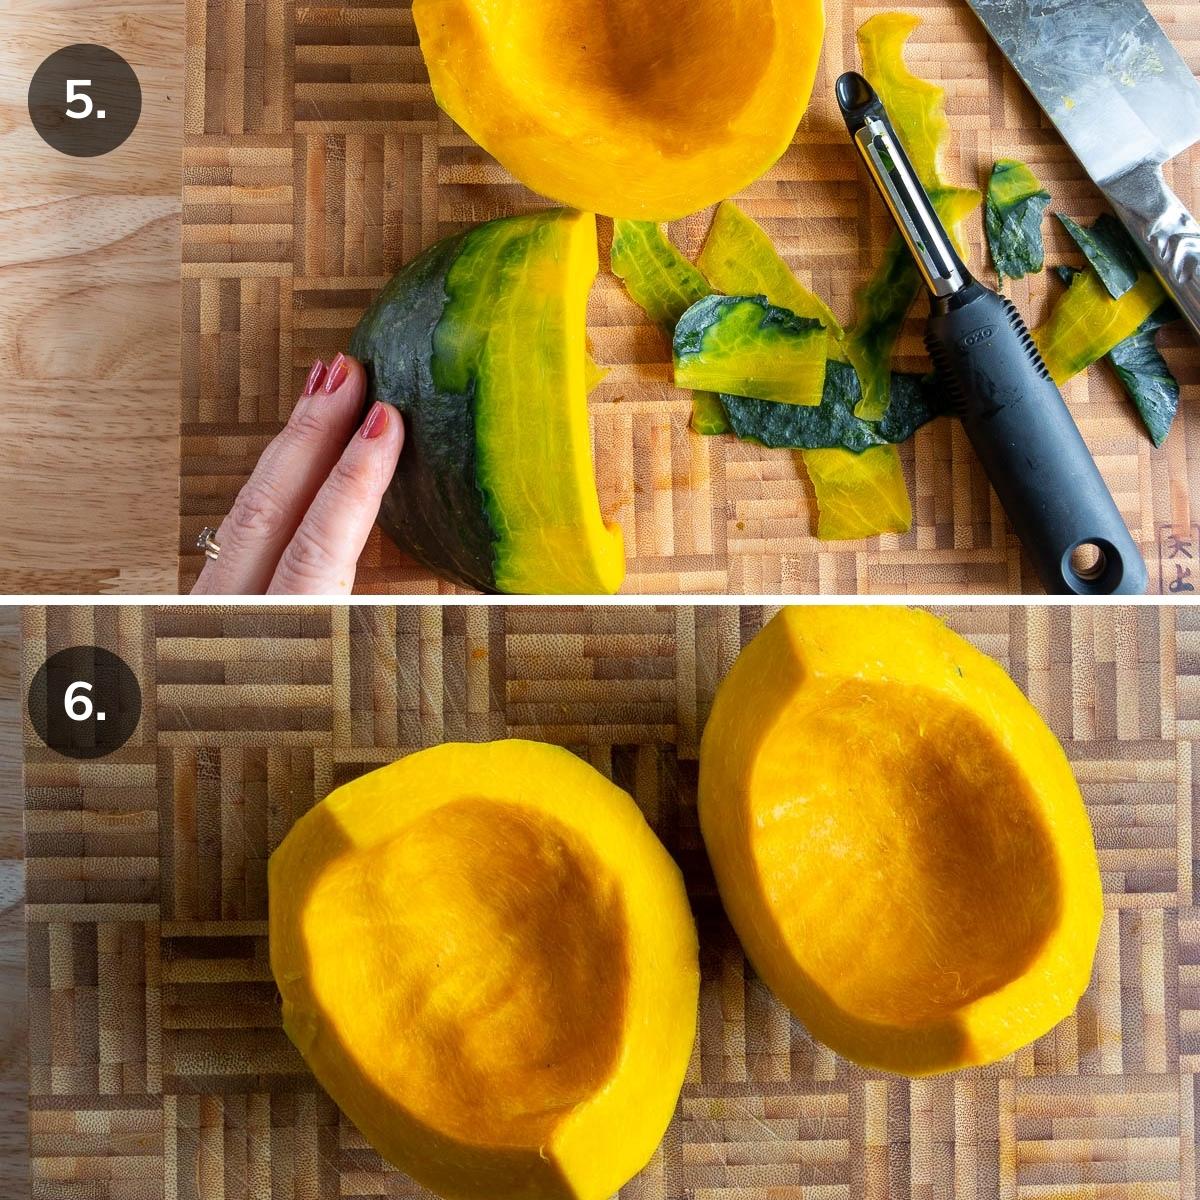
[413,0,826,220]
[271,741,699,1200]
[303,799,629,1146]
[700,607,1102,1076]
[753,681,1061,1029]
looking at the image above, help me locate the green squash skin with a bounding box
[718,361,947,453]
[1109,322,1179,448]
[609,221,731,436]
[1056,212,1143,301]
[1054,268,1184,448]
[985,159,1051,285]
[350,211,614,595]
[846,186,980,422]
[349,227,500,593]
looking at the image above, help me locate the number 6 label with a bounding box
[64,679,102,721]
[28,646,141,759]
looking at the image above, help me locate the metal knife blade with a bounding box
[965,0,1200,184]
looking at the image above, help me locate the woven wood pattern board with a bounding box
[176,0,1200,595]
[16,601,1200,1198]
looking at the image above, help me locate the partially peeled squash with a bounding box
[699,607,1103,1076]
[412,0,826,220]
[270,740,699,1200]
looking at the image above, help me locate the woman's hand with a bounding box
[192,353,404,595]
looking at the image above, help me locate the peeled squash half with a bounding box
[270,740,699,1200]
[699,607,1103,1076]
[350,209,624,595]
[412,0,826,220]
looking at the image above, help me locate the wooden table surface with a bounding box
[0,606,28,1200]
[0,0,185,595]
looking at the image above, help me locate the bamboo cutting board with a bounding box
[176,0,1200,596]
[18,602,1200,1198]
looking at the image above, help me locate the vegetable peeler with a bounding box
[836,71,1149,596]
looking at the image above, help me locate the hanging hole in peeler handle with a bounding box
[1070,543,1106,581]
[1063,540,1125,595]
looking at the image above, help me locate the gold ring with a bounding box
[197,527,221,561]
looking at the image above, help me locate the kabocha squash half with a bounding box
[350,209,624,595]
[699,607,1103,1076]
[412,0,825,220]
[270,740,699,1200]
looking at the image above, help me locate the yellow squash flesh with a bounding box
[804,445,912,539]
[696,199,913,541]
[270,741,699,1200]
[850,14,982,422]
[413,0,826,220]
[476,212,625,594]
[699,607,1103,1076]
[1034,267,1167,386]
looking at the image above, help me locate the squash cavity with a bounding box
[700,607,1103,1075]
[271,740,700,1200]
[750,678,1061,1028]
[302,798,629,1146]
[413,0,824,219]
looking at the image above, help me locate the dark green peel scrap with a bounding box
[876,371,948,444]
[1056,212,1145,301]
[985,159,1051,286]
[1112,295,1183,448]
[1109,324,1179,448]
[718,360,949,453]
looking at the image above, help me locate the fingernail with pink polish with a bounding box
[323,353,348,394]
[303,359,327,396]
[360,401,388,440]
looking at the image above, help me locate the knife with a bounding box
[965,0,1200,337]
[837,71,1149,596]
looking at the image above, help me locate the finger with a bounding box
[267,401,405,595]
[192,354,367,595]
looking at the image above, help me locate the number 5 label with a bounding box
[28,45,139,156]
[65,79,94,118]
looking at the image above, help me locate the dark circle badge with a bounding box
[28,646,142,760]
[28,45,141,157]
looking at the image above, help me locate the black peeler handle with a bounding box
[837,69,1148,596]
[927,284,1148,595]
